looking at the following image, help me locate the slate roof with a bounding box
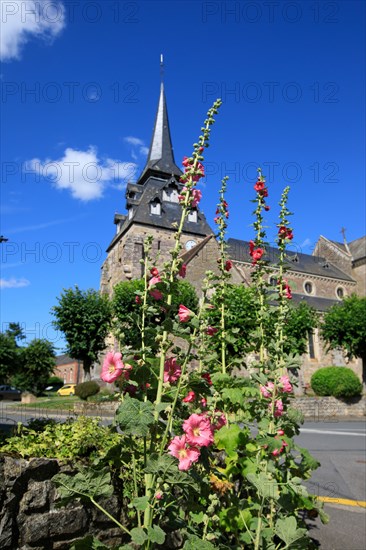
[138,82,182,184]
[349,236,366,261]
[289,293,340,312]
[226,238,355,282]
[107,177,213,251]
[55,354,78,366]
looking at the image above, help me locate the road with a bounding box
[1,403,365,549]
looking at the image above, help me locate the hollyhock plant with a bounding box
[206,326,218,336]
[274,399,284,417]
[150,267,159,276]
[225,259,233,271]
[168,435,200,471]
[101,352,129,383]
[164,357,182,384]
[178,304,194,322]
[148,275,161,288]
[149,288,163,300]
[183,413,214,447]
[191,188,202,207]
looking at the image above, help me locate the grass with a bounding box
[11,395,80,410]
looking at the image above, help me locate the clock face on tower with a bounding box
[185,240,197,251]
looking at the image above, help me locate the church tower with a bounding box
[100,82,213,295]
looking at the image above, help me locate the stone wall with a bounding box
[0,456,126,550]
[292,396,365,419]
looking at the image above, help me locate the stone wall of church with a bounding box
[352,260,366,296]
[100,225,208,296]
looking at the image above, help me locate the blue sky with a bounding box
[1,0,365,351]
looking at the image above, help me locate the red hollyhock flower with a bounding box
[150,267,159,277]
[178,304,194,323]
[264,205,270,211]
[251,248,264,264]
[225,259,233,271]
[206,326,218,336]
[191,188,202,207]
[135,295,141,304]
[182,156,192,167]
[201,372,212,385]
[254,181,265,192]
[179,263,187,278]
[183,391,196,403]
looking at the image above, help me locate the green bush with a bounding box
[0,416,121,459]
[75,380,100,400]
[311,366,362,398]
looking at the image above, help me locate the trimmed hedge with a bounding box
[75,380,100,400]
[311,366,362,398]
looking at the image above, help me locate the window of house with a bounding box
[163,185,179,203]
[188,209,197,222]
[269,276,277,287]
[308,331,316,359]
[150,199,161,215]
[336,286,345,299]
[128,208,133,220]
[304,281,314,294]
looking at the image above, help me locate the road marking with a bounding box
[317,496,366,508]
[300,428,366,437]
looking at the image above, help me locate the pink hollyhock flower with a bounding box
[191,188,202,207]
[201,397,207,408]
[164,357,182,384]
[206,326,218,336]
[148,275,161,288]
[183,413,214,447]
[201,372,212,385]
[101,352,125,383]
[183,391,196,403]
[225,259,233,271]
[272,448,281,457]
[284,283,292,300]
[182,156,193,167]
[150,267,159,277]
[135,295,141,304]
[178,304,194,322]
[168,435,200,471]
[179,264,187,278]
[155,491,163,500]
[279,375,293,393]
[149,289,163,300]
[277,429,285,436]
[274,399,284,417]
[260,381,275,398]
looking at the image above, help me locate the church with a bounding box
[100,83,365,390]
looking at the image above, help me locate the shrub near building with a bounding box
[75,380,100,400]
[311,366,362,398]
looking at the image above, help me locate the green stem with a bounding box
[90,497,131,535]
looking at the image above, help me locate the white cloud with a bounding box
[300,238,312,249]
[26,147,137,201]
[124,136,149,158]
[0,277,30,289]
[0,0,65,61]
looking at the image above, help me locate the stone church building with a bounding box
[100,83,365,390]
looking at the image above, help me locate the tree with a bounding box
[112,278,198,349]
[11,339,56,396]
[0,323,25,383]
[282,301,319,356]
[52,286,112,378]
[322,294,366,385]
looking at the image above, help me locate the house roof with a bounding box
[55,354,78,366]
[226,238,355,282]
[289,293,340,312]
[349,236,366,261]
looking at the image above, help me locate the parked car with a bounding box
[44,382,64,392]
[0,385,22,401]
[57,384,77,396]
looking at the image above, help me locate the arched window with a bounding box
[163,184,179,203]
[336,286,345,299]
[304,281,314,295]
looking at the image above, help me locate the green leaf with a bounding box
[214,424,246,457]
[247,472,280,500]
[221,387,244,406]
[53,467,113,502]
[130,527,148,545]
[128,496,149,512]
[145,454,200,490]
[116,396,155,437]
[183,535,215,549]
[275,516,307,546]
[147,525,166,544]
[69,535,109,549]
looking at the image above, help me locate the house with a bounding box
[54,354,82,384]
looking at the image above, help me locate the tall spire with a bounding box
[138,75,182,183]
